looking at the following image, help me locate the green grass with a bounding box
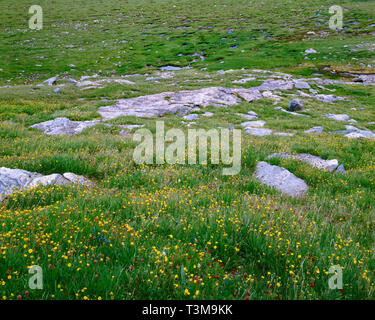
[0,0,375,300]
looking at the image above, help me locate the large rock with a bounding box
[256,80,294,91]
[0,168,90,201]
[266,152,339,172]
[30,117,99,135]
[341,125,375,139]
[253,161,309,197]
[99,87,242,120]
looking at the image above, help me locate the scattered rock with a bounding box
[340,125,375,139]
[304,126,324,134]
[253,161,309,197]
[240,120,266,128]
[30,117,99,135]
[244,128,273,136]
[184,114,199,121]
[326,113,350,121]
[316,94,346,103]
[236,113,258,120]
[274,132,294,137]
[233,77,256,84]
[53,88,61,93]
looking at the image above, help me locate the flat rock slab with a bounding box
[241,120,266,128]
[99,87,242,120]
[30,117,99,135]
[0,168,90,201]
[316,94,346,103]
[339,125,375,139]
[266,153,339,172]
[233,88,262,102]
[275,106,308,117]
[253,161,309,197]
[256,80,294,91]
[236,113,258,120]
[244,128,273,136]
[326,113,352,122]
[305,126,324,134]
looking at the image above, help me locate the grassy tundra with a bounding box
[0,0,374,300]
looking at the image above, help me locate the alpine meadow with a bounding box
[0,0,374,301]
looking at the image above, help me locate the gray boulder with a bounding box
[253,161,309,197]
[288,99,305,112]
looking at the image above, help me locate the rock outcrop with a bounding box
[0,168,90,201]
